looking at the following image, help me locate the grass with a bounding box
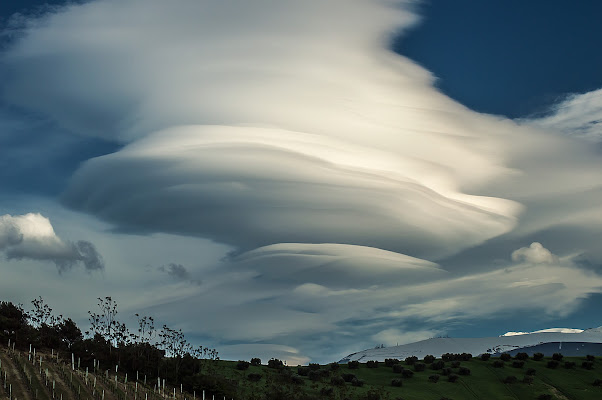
[2,348,602,400]
[213,356,602,400]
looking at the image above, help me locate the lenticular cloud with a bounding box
[4,0,602,363]
[1,0,600,264]
[0,0,524,259]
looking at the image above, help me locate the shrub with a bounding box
[385,358,400,367]
[593,379,602,386]
[538,395,552,400]
[250,357,261,366]
[268,358,284,369]
[342,373,356,382]
[308,363,321,370]
[523,375,534,385]
[564,361,576,369]
[441,367,452,376]
[236,360,250,370]
[391,378,402,387]
[351,377,364,387]
[547,360,559,369]
[492,360,504,368]
[480,353,491,361]
[500,353,511,362]
[423,355,435,364]
[552,353,564,361]
[441,353,455,362]
[361,389,380,400]
[460,353,472,361]
[320,387,333,396]
[451,361,461,368]
[503,375,518,384]
[392,364,404,373]
[458,367,471,376]
[348,360,360,369]
[533,353,544,361]
[431,360,445,370]
[428,375,440,383]
[448,374,459,383]
[512,361,524,369]
[291,375,305,385]
[587,355,596,362]
[247,373,262,382]
[308,370,323,381]
[329,362,340,371]
[515,352,529,361]
[366,360,379,369]
[401,369,414,378]
[414,363,426,372]
[582,361,594,370]
[526,368,536,376]
[405,356,418,365]
[330,376,345,386]
[297,366,310,376]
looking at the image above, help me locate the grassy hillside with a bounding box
[3,345,601,400]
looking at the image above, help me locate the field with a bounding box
[2,345,601,400]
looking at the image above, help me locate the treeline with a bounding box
[0,296,231,397]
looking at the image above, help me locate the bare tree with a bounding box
[28,296,62,328]
[88,296,123,351]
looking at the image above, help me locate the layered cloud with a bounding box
[146,242,602,362]
[1,0,528,259]
[1,0,602,363]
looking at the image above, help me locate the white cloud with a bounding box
[527,88,602,141]
[0,0,530,261]
[1,0,602,364]
[0,213,104,272]
[511,242,558,264]
[142,242,602,362]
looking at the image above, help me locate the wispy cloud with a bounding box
[526,88,602,141]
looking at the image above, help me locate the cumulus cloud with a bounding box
[0,213,104,272]
[511,242,558,264]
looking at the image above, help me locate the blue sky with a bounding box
[1,0,601,364]
[398,0,602,118]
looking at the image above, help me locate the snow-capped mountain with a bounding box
[339,327,602,363]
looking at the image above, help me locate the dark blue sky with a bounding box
[395,0,602,118]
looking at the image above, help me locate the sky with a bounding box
[0,0,601,365]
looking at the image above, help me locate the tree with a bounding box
[159,324,193,380]
[28,296,61,328]
[58,318,82,349]
[0,301,28,345]
[88,296,121,350]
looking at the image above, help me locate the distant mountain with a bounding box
[340,327,602,363]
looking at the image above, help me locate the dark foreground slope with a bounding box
[2,344,602,400]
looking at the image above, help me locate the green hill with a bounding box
[3,346,601,400]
